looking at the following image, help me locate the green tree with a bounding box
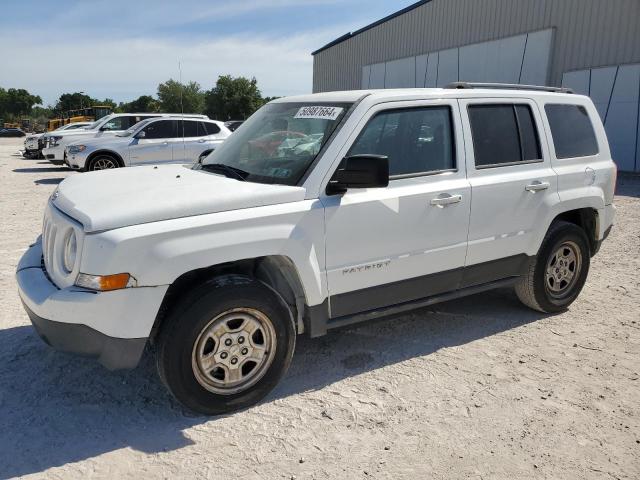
[54,92,97,113]
[0,87,42,118]
[157,79,204,114]
[118,95,160,113]
[205,75,263,120]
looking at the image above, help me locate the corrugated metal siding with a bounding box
[312,0,640,92]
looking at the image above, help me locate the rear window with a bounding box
[200,122,221,135]
[545,104,599,158]
[468,104,541,167]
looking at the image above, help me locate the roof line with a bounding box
[311,0,431,56]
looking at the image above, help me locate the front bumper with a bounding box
[65,151,86,170]
[16,239,168,370]
[24,303,147,370]
[42,145,64,164]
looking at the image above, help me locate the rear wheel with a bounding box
[515,221,590,313]
[87,154,119,171]
[156,277,296,415]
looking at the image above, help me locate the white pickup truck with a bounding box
[17,84,616,415]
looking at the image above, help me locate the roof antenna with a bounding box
[179,58,186,160]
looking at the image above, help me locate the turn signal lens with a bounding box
[76,273,133,291]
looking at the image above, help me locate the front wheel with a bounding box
[515,221,590,313]
[156,277,296,415]
[87,155,119,171]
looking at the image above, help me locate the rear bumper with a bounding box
[25,302,147,370]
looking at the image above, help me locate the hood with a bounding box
[45,129,98,139]
[66,134,129,148]
[52,164,306,232]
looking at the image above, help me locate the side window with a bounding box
[468,104,541,167]
[143,120,176,139]
[348,106,456,177]
[101,117,128,131]
[200,121,221,135]
[545,104,599,158]
[177,120,199,137]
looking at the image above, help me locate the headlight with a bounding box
[50,136,63,146]
[63,230,77,273]
[68,145,86,154]
[76,273,134,291]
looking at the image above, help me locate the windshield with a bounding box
[200,102,352,185]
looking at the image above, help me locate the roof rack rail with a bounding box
[444,82,574,94]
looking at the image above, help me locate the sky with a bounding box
[0,0,416,107]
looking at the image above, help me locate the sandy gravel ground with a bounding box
[0,137,638,480]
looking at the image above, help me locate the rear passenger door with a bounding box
[459,98,559,286]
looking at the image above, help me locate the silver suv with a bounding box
[65,118,231,171]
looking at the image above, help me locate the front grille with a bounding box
[41,213,57,277]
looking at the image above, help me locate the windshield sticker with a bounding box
[294,106,344,121]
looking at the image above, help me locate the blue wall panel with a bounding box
[520,29,553,85]
[415,54,429,87]
[361,65,371,89]
[589,66,617,118]
[562,70,590,95]
[498,34,527,83]
[385,57,416,88]
[425,52,438,87]
[604,64,640,172]
[369,62,386,88]
[436,48,459,87]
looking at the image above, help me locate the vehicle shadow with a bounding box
[34,178,64,185]
[0,288,548,478]
[13,167,70,173]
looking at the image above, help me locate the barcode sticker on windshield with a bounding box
[294,106,343,120]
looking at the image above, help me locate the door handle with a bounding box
[430,193,462,207]
[525,181,550,193]
[162,141,169,145]
[197,138,206,143]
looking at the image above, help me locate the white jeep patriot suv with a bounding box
[17,83,616,415]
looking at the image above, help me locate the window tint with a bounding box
[200,121,221,135]
[515,105,541,161]
[468,104,541,167]
[177,120,199,137]
[545,104,598,158]
[143,120,175,139]
[348,106,455,177]
[101,117,129,131]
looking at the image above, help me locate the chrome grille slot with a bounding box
[40,203,83,289]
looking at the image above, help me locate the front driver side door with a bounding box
[322,100,471,319]
[129,119,176,166]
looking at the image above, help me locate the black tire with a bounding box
[87,154,120,171]
[156,276,296,415]
[515,221,590,313]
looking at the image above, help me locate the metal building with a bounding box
[312,0,640,172]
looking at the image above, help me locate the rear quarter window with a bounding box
[544,104,599,159]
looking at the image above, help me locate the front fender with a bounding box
[79,200,327,307]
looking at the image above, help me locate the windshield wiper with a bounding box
[201,163,248,181]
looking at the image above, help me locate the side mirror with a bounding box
[326,154,389,195]
[135,130,146,139]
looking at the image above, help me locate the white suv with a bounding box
[23,122,92,159]
[17,84,616,415]
[64,118,231,171]
[41,113,209,165]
